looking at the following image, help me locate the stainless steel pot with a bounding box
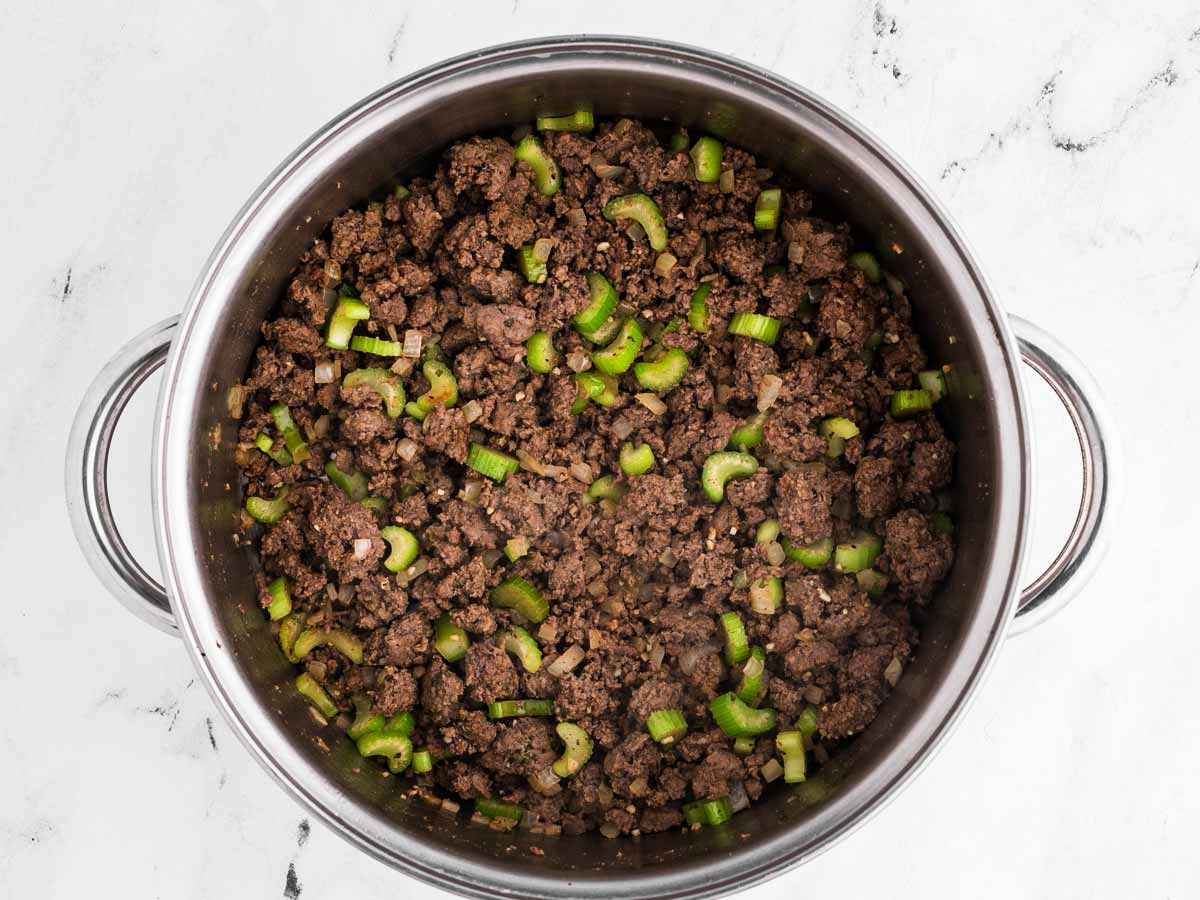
[65,36,1117,900]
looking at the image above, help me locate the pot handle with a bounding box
[1008,315,1120,634]
[65,316,180,636]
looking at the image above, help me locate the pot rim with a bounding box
[153,35,1030,900]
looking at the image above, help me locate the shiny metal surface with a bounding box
[1009,316,1120,633]
[66,36,1114,900]
[65,316,179,635]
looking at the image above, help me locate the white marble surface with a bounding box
[4,0,1198,896]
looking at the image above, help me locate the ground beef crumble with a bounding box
[235,118,957,836]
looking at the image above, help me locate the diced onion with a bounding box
[628,776,649,797]
[481,549,504,567]
[352,538,373,559]
[719,168,735,193]
[537,620,558,643]
[757,374,783,412]
[658,547,678,567]
[743,655,764,680]
[461,399,483,423]
[226,384,247,420]
[516,450,546,475]
[679,641,720,676]
[635,392,667,416]
[765,541,786,566]
[625,221,646,242]
[750,583,779,615]
[588,628,605,650]
[517,450,566,480]
[588,152,627,179]
[788,241,806,264]
[599,822,620,839]
[338,582,357,604]
[761,759,783,783]
[884,655,904,687]
[532,237,556,262]
[649,641,666,669]
[729,780,749,812]
[597,783,614,807]
[386,323,399,343]
[610,416,635,440]
[654,252,677,277]
[570,462,594,484]
[565,207,587,228]
[403,330,423,358]
[390,356,415,376]
[323,259,342,289]
[460,477,484,504]
[396,438,419,461]
[314,360,335,384]
[601,596,625,616]
[547,644,586,676]
[417,787,442,808]
[566,349,592,373]
[440,798,460,814]
[529,766,562,795]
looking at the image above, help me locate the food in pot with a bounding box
[232,113,956,837]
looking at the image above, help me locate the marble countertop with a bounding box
[5,1,1198,897]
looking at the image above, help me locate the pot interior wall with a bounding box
[176,44,1014,888]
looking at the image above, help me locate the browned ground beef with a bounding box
[234,118,956,836]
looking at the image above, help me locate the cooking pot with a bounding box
[65,36,1118,900]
